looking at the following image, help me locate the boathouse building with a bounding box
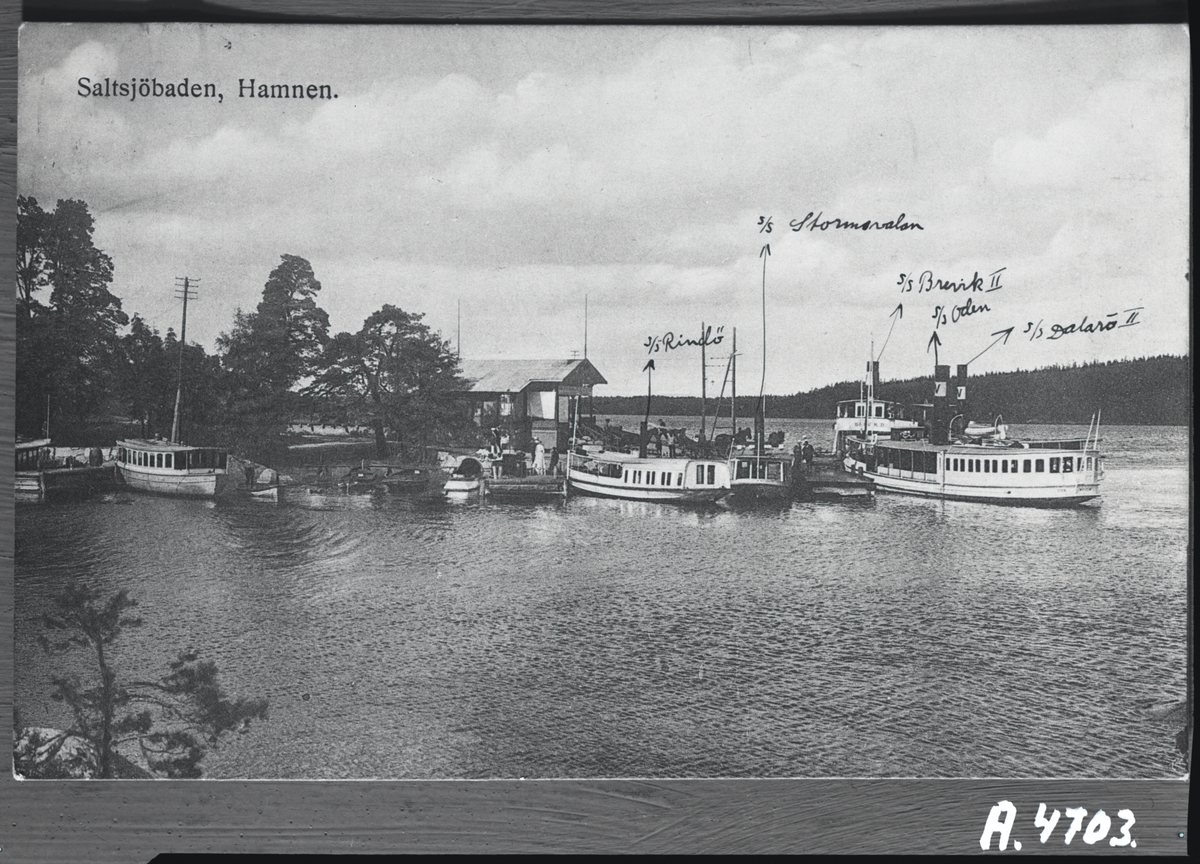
[456,358,607,453]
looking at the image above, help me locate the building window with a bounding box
[499,393,512,417]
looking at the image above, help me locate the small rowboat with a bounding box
[444,456,484,497]
[248,485,280,502]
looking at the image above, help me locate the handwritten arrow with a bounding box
[966,326,1015,365]
[927,331,941,366]
[877,303,904,363]
[643,359,655,372]
[756,245,772,412]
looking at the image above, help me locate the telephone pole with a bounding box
[170,276,199,444]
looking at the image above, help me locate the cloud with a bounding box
[18,24,1191,394]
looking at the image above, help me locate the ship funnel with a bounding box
[955,363,969,434]
[932,364,951,445]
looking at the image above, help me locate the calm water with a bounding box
[14,422,1189,779]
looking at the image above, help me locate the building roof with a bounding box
[458,358,607,394]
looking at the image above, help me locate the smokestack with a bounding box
[955,364,969,433]
[932,364,951,445]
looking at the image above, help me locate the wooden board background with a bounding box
[1,1,1190,859]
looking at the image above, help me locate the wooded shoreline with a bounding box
[592,355,1190,425]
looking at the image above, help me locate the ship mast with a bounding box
[170,276,198,444]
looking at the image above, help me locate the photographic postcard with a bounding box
[12,20,1190,808]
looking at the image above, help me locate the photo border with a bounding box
[2,0,1190,856]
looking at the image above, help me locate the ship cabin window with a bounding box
[1049,457,1060,473]
[1063,457,1073,473]
[634,470,642,484]
[164,454,172,469]
[1035,459,1044,472]
[648,471,656,485]
[624,470,629,483]
[1001,459,1008,473]
[1023,459,1031,473]
[1086,457,1092,471]
[154,453,162,468]
[708,465,716,485]
[696,465,704,484]
[855,404,865,418]
[874,405,884,417]
[1011,460,1018,473]
[983,460,990,473]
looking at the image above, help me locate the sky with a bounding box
[18,23,1191,396]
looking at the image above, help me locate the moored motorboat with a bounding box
[566,451,730,504]
[117,275,229,499]
[116,439,228,498]
[727,450,793,502]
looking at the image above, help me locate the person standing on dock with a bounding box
[802,438,815,468]
[532,439,546,475]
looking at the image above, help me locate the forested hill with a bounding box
[591,355,1190,425]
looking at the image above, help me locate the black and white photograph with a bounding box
[10,16,1189,817]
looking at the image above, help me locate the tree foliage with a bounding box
[16,197,129,438]
[306,304,470,459]
[219,254,329,391]
[18,582,268,779]
[216,255,330,458]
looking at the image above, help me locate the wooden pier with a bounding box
[484,474,567,501]
[16,464,119,502]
